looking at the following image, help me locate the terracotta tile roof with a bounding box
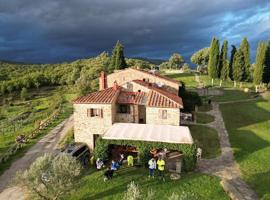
[131,68,180,84]
[133,80,183,108]
[147,90,182,108]
[117,91,147,105]
[73,87,120,104]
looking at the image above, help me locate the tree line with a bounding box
[191,37,270,87]
[0,41,152,96]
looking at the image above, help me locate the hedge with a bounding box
[94,138,197,172]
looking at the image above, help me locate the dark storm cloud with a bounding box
[0,0,270,63]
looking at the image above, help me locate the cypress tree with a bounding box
[229,45,237,80]
[109,41,127,72]
[220,40,229,80]
[240,37,251,80]
[233,49,246,83]
[253,42,266,85]
[263,40,270,84]
[208,37,220,80]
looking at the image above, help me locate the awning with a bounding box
[102,123,193,144]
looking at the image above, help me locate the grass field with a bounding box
[67,167,229,200]
[196,112,215,124]
[189,125,221,159]
[220,98,270,199]
[211,88,254,103]
[198,104,212,112]
[164,73,198,88]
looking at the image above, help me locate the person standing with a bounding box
[148,158,156,178]
[157,156,165,181]
[96,158,104,170]
[127,155,134,167]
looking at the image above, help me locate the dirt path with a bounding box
[0,115,73,200]
[197,103,258,200]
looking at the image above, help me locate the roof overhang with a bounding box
[102,123,193,144]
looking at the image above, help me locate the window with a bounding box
[118,104,130,114]
[159,109,167,119]
[87,108,103,118]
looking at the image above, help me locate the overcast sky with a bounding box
[0,0,270,63]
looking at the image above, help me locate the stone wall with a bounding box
[115,105,139,123]
[107,68,180,94]
[146,107,180,126]
[74,104,113,149]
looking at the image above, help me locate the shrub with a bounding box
[15,153,82,200]
[179,83,202,112]
[20,87,29,101]
[123,181,141,200]
[94,137,110,160]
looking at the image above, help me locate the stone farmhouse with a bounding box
[73,68,193,150]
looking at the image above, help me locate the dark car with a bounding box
[62,143,91,166]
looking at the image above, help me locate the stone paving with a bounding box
[197,103,259,200]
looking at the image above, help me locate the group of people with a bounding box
[97,153,167,182]
[97,154,135,181]
[148,156,166,181]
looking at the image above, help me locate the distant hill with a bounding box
[131,57,165,65]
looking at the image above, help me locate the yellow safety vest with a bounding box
[157,159,165,171]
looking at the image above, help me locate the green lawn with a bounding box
[164,73,198,88]
[196,112,215,124]
[189,125,221,159]
[211,89,254,102]
[220,99,270,199]
[198,104,212,112]
[67,167,229,200]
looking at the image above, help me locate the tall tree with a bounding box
[190,47,209,67]
[263,40,270,84]
[109,41,127,72]
[168,53,184,69]
[253,42,266,85]
[233,49,246,83]
[219,40,228,80]
[229,45,237,80]
[240,37,251,80]
[208,38,220,80]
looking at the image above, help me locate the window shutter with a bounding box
[100,109,103,118]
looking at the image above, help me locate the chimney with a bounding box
[113,81,118,91]
[99,71,107,91]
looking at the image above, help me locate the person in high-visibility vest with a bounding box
[157,157,165,181]
[127,155,134,167]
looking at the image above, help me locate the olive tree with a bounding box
[15,153,82,200]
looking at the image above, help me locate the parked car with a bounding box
[62,143,91,166]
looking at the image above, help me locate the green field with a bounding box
[211,88,254,103]
[220,98,270,199]
[190,125,221,159]
[164,73,198,88]
[196,112,215,124]
[67,167,229,200]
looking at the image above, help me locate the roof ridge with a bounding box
[132,79,182,105]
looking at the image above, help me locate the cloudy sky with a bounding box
[0,0,270,63]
